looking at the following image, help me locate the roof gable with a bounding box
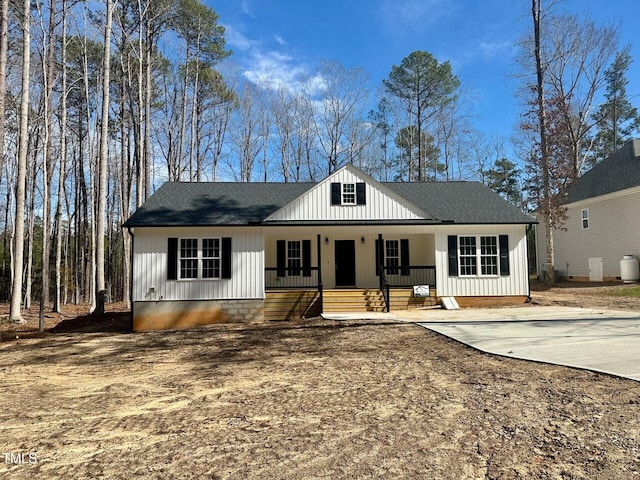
[264,164,432,222]
[565,139,640,204]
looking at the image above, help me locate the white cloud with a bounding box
[241,1,254,18]
[478,40,512,59]
[274,34,286,46]
[223,23,253,52]
[379,0,456,30]
[243,50,325,96]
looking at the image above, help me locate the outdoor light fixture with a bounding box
[325,237,329,244]
[361,237,365,244]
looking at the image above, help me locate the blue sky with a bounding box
[206,0,640,161]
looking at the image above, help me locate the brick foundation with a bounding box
[132,299,264,331]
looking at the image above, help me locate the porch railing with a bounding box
[383,265,436,288]
[265,267,320,289]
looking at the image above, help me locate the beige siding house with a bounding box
[536,140,640,281]
[124,164,535,331]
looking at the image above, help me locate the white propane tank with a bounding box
[620,255,640,283]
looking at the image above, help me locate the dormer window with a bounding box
[331,182,366,205]
[342,183,356,204]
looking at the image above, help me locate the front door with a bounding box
[335,240,356,287]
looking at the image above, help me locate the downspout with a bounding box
[526,223,533,302]
[128,227,135,331]
[317,234,323,313]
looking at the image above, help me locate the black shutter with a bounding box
[400,239,410,276]
[331,182,341,205]
[302,240,311,277]
[277,240,286,277]
[221,237,232,279]
[167,238,178,280]
[356,182,366,205]
[448,235,458,277]
[499,235,510,276]
[375,239,380,276]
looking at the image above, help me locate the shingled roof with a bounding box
[123,174,535,227]
[565,139,640,204]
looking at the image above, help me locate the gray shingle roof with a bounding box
[123,176,535,227]
[384,182,534,224]
[565,139,640,204]
[123,182,314,227]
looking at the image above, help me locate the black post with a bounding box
[317,234,323,312]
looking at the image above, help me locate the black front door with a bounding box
[335,240,356,287]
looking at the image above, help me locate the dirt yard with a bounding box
[1,284,640,479]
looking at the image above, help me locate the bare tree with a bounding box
[312,61,370,174]
[542,14,619,176]
[0,0,8,186]
[94,0,116,314]
[531,0,554,286]
[10,0,31,323]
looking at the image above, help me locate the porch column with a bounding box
[378,233,390,312]
[317,234,323,312]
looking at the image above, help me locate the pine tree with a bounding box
[590,49,640,165]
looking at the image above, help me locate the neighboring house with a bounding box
[536,139,640,282]
[123,164,535,331]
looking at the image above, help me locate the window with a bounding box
[179,239,198,279]
[581,209,589,229]
[331,182,366,205]
[179,238,221,280]
[386,240,399,275]
[342,183,356,205]
[480,236,498,275]
[459,236,477,276]
[457,235,500,277]
[448,235,509,277]
[202,238,221,279]
[287,240,301,276]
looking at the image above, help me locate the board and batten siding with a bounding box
[538,187,640,278]
[132,226,264,302]
[435,225,530,297]
[265,166,428,222]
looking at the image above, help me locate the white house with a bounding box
[124,164,535,330]
[536,139,640,282]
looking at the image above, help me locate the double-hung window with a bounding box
[179,238,221,279]
[287,240,302,276]
[342,183,356,205]
[581,209,589,229]
[480,236,498,275]
[179,239,199,279]
[202,238,221,279]
[459,236,478,276]
[385,240,399,275]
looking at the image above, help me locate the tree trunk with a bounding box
[54,1,68,313]
[532,0,555,287]
[39,0,57,331]
[10,0,31,323]
[94,0,115,314]
[0,0,8,185]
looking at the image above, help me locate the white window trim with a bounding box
[581,208,589,229]
[458,235,500,277]
[178,237,221,281]
[341,183,356,205]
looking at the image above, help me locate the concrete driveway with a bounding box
[399,306,640,382]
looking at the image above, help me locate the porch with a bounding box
[263,231,438,320]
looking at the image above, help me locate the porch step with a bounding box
[322,288,438,313]
[264,290,321,321]
[323,289,387,313]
